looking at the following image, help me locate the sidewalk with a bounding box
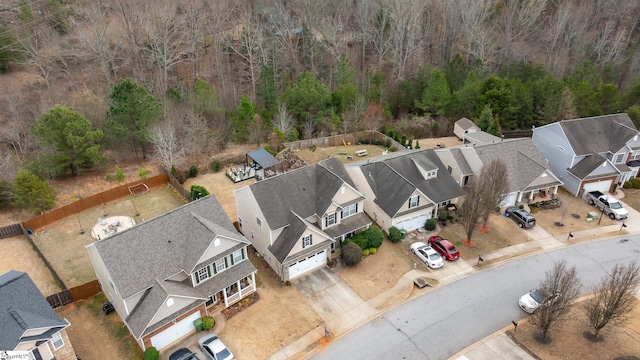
[270,202,640,360]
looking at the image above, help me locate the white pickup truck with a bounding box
[585,191,628,220]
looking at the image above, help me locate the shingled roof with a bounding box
[560,114,638,155]
[0,270,68,350]
[568,153,620,179]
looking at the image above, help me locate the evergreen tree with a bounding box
[12,169,56,213]
[256,64,278,113]
[233,95,257,142]
[416,69,451,116]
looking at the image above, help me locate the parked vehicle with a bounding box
[169,348,200,360]
[410,242,444,269]
[584,191,628,220]
[518,287,560,314]
[428,236,460,261]
[505,207,536,228]
[199,334,235,360]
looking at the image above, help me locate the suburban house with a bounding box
[0,270,76,360]
[453,118,502,145]
[436,138,563,206]
[345,149,463,232]
[86,195,257,351]
[234,157,371,281]
[453,117,480,141]
[532,114,640,196]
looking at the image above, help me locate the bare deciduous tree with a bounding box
[457,176,483,245]
[531,260,582,340]
[148,119,184,172]
[77,2,117,81]
[385,0,425,81]
[479,159,509,227]
[460,0,496,67]
[273,103,295,135]
[585,261,640,338]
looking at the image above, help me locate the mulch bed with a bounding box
[221,292,260,320]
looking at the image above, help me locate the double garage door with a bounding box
[395,214,428,232]
[288,250,326,279]
[150,310,200,350]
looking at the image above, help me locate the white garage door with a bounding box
[150,310,200,350]
[288,250,326,279]
[582,180,612,195]
[500,193,517,207]
[395,214,428,232]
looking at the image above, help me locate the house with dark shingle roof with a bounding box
[0,270,75,360]
[86,195,257,351]
[234,158,371,281]
[437,138,563,206]
[532,114,640,196]
[345,149,463,232]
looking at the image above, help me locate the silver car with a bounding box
[410,241,444,269]
[518,288,559,313]
[198,334,235,360]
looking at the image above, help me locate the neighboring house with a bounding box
[234,158,371,282]
[532,114,640,196]
[453,117,480,141]
[436,138,563,206]
[0,270,76,360]
[345,149,463,232]
[86,195,257,351]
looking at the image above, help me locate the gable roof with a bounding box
[463,130,502,145]
[568,153,620,179]
[456,117,478,131]
[559,113,638,155]
[248,157,361,230]
[358,149,464,216]
[450,148,474,176]
[474,139,562,192]
[0,270,68,350]
[93,195,250,298]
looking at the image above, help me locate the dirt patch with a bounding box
[509,298,640,359]
[620,188,640,213]
[32,187,185,287]
[218,250,323,359]
[184,171,255,221]
[295,144,390,164]
[0,235,60,296]
[221,292,260,320]
[415,136,463,149]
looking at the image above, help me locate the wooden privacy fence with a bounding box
[0,223,22,239]
[46,280,101,308]
[168,172,192,202]
[22,173,169,231]
[284,131,406,152]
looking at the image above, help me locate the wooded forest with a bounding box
[1,0,640,188]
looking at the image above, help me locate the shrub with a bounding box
[385,139,391,148]
[368,247,377,255]
[138,167,150,179]
[365,226,384,248]
[530,207,540,214]
[415,140,420,149]
[114,165,125,182]
[632,178,640,189]
[143,347,159,360]
[438,210,449,222]
[518,204,525,209]
[624,181,633,189]
[202,315,215,330]
[309,144,317,152]
[210,159,221,172]
[389,146,397,152]
[341,242,363,266]
[349,234,368,250]
[188,164,199,178]
[425,218,437,231]
[190,185,210,200]
[388,226,403,243]
[362,248,370,256]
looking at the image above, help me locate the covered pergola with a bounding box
[246,148,282,180]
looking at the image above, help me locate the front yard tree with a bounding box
[31,105,107,177]
[457,177,483,245]
[478,159,509,228]
[105,78,162,160]
[12,169,56,214]
[531,260,582,340]
[585,260,640,338]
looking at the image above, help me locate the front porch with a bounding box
[205,273,257,313]
[519,185,560,204]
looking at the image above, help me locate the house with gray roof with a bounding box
[234,157,371,281]
[345,149,463,232]
[0,270,75,360]
[532,114,640,196]
[86,195,257,351]
[437,138,563,206]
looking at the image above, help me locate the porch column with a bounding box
[529,192,534,201]
[517,192,523,203]
[553,186,558,195]
[222,289,229,307]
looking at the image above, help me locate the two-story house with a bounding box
[532,114,640,196]
[0,270,76,360]
[234,158,371,282]
[345,149,463,232]
[86,195,257,351]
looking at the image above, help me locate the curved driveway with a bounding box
[311,235,640,360]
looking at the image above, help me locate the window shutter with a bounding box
[224,257,228,268]
[241,248,245,260]
[207,266,211,277]
[417,197,419,206]
[230,255,235,266]
[302,238,306,248]
[195,273,200,284]
[310,234,313,245]
[356,203,358,212]
[213,263,217,275]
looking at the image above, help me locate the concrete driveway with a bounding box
[293,267,377,334]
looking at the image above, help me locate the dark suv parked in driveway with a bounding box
[505,207,536,228]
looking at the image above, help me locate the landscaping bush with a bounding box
[362,248,370,256]
[210,159,221,172]
[368,247,377,255]
[309,144,317,152]
[389,146,397,152]
[188,164,199,178]
[438,210,448,222]
[138,167,150,179]
[364,226,384,248]
[190,185,210,200]
[518,204,525,209]
[425,218,437,231]
[624,181,633,189]
[143,347,159,360]
[530,207,540,214]
[202,315,215,330]
[632,178,640,189]
[341,242,363,266]
[388,226,403,243]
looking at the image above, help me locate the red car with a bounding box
[428,235,460,261]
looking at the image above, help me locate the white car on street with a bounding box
[518,287,559,313]
[410,241,444,269]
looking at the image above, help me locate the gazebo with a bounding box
[246,148,282,180]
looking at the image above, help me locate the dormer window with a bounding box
[427,170,437,178]
[302,234,313,248]
[341,203,357,219]
[325,213,336,227]
[195,266,211,284]
[409,196,419,208]
[614,152,625,164]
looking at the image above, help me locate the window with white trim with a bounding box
[632,151,640,160]
[614,152,625,164]
[256,216,262,227]
[409,195,419,208]
[302,234,313,248]
[325,213,336,227]
[206,294,217,306]
[215,258,227,273]
[341,203,357,218]
[232,249,244,264]
[51,331,64,350]
[196,266,211,284]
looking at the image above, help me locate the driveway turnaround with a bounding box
[293,267,377,335]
